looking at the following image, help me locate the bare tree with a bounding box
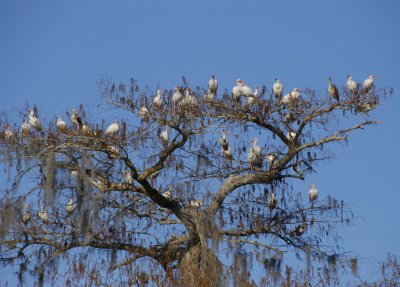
[0,76,392,286]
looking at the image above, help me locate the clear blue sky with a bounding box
[1,0,399,283]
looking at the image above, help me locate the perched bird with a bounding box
[139,106,149,121]
[222,146,233,160]
[189,199,203,208]
[219,130,229,150]
[4,124,14,141]
[160,126,169,146]
[38,208,49,224]
[125,170,133,184]
[82,123,92,135]
[232,79,252,102]
[328,77,340,101]
[346,75,357,94]
[56,117,67,132]
[21,118,30,136]
[248,138,262,167]
[287,131,297,141]
[172,86,183,112]
[282,88,301,106]
[204,89,215,101]
[153,89,163,109]
[163,190,172,199]
[105,121,119,136]
[71,108,83,130]
[180,88,197,108]
[247,85,258,106]
[29,109,42,131]
[363,75,374,93]
[266,153,277,164]
[251,137,261,157]
[273,78,283,100]
[208,75,218,94]
[22,204,31,224]
[66,198,75,214]
[269,192,277,212]
[309,184,318,207]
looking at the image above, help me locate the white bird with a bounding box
[247,85,258,106]
[163,185,173,199]
[273,78,283,100]
[153,89,163,109]
[189,199,203,208]
[172,86,183,112]
[232,79,252,102]
[204,89,215,101]
[22,204,31,224]
[248,138,262,167]
[29,109,42,131]
[38,208,49,224]
[251,137,261,157]
[180,88,197,108]
[139,106,149,121]
[269,192,277,212]
[266,153,277,164]
[71,108,83,130]
[363,75,374,93]
[309,184,318,206]
[82,124,92,135]
[208,75,218,94]
[66,197,75,214]
[105,121,119,136]
[219,130,229,150]
[328,77,339,101]
[56,117,67,132]
[346,75,357,94]
[282,88,301,106]
[160,126,169,146]
[21,118,30,136]
[287,131,297,141]
[125,170,133,184]
[4,125,14,141]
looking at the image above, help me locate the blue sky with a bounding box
[1,0,399,283]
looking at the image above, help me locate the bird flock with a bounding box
[3,74,375,229]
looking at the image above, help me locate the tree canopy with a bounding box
[0,75,397,286]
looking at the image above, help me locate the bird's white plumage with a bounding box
[21,118,30,136]
[346,75,357,93]
[247,85,258,106]
[282,88,300,106]
[273,78,283,99]
[38,208,49,224]
[160,126,169,146]
[363,75,374,92]
[204,89,215,101]
[208,75,218,94]
[29,110,41,131]
[56,117,67,131]
[66,198,75,214]
[232,79,253,101]
[309,184,318,202]
[139,106,149,120]
[287,131,297,140]
[153,89,163,109]
[172,86,183,109]
[4,125,14,140]
[105,121,119,136]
